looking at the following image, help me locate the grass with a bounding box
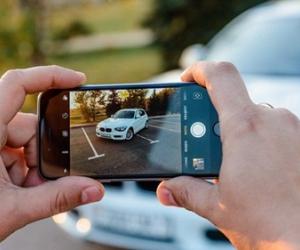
[49,0,153,36]
[48,46,162,83]
[22,46,162,112]
[5,0,160,112]
[70,108,107,127]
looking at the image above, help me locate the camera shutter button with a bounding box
[190,122,206,138]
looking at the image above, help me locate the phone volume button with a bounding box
[213,122,220,136]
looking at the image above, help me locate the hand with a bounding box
[157,62,300,250]
[0,66,105,241]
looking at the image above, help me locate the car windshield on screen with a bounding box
[114,110,135,119]
[207,17,300,76]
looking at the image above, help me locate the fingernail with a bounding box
[160,187,179,207]
[81,186,104,204]
[75,71,86,82]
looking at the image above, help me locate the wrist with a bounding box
[231,231,300,250]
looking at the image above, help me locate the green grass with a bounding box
[49,0,153,36]
[48,46,162,83]
[22,46,162,112]
[70,108,106,127]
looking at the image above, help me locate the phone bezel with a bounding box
[38,82,220,180]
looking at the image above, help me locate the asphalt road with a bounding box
[70,115,181,177]
[1,219,118,250]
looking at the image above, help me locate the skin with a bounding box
[0,66,105,241]
[2,63,300,249]
[157,62,300,250]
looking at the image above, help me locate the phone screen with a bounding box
[39,83,221,179]
[69,87,182,177]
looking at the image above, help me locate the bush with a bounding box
[54,19,92,41]
[144,0,266,70]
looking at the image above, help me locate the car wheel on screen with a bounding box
[125,128,134,140]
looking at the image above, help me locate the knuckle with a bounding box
[175,185,220,223]
[230,106,263,137]
[27,113,38,125]
[49,64,61,72]
[49,64,62,74]
[193,61,238,82]
[50,191,70,215]
[28,114,38,138]
[175,187,194,211]
[214,61,237,74]
[1,69,24,82]
[277,108,299,127]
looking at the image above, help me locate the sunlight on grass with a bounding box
[48,46,162,83]
[49,0,153,36]
[22,46,162,113]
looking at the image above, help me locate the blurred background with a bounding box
[0,0,264,112]
[2,0,300,250]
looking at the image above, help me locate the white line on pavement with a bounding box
[81,127,105,160]
[148,124,180,133]
[136,134,159,144]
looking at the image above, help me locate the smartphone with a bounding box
[38,82,221,180]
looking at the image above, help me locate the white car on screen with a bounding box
[96,108,148,140]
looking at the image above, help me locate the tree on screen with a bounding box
[122,89,147,109]
[105,90,121,117]
[147,89,160,115]
[74,91,105,122]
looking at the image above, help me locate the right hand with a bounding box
[157,62,300,250]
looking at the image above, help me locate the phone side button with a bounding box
[190,122,206,138]
[213,122,220,136]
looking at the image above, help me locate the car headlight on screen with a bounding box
[115,126,127,132]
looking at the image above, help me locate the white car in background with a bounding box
[53,1,300,250]
[161,0,300,118]
[96,108,148,140]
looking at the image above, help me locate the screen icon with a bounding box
[62,95,68,101]
[62,130,69,137]
[193,158,205,170]
[61,150,69,155]
[62,113,69,119]
[193,92,203,100]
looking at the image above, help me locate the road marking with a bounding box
[81,127,105,160]
[136,134,159,144]
[148,124,180,133]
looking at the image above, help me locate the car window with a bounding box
[207,17,300,76]
[139,110,145,116]
[114,110,135,119]
[135,111,141,118]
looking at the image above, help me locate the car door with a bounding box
[139,110,147,128]
[132,110,140,133]
[134,110,144,132]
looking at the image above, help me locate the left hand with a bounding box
[0,66,105,241]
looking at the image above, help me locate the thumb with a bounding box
[19,176,104,223]
[157,177,219,222]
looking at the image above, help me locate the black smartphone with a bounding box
[38,82,221,180]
